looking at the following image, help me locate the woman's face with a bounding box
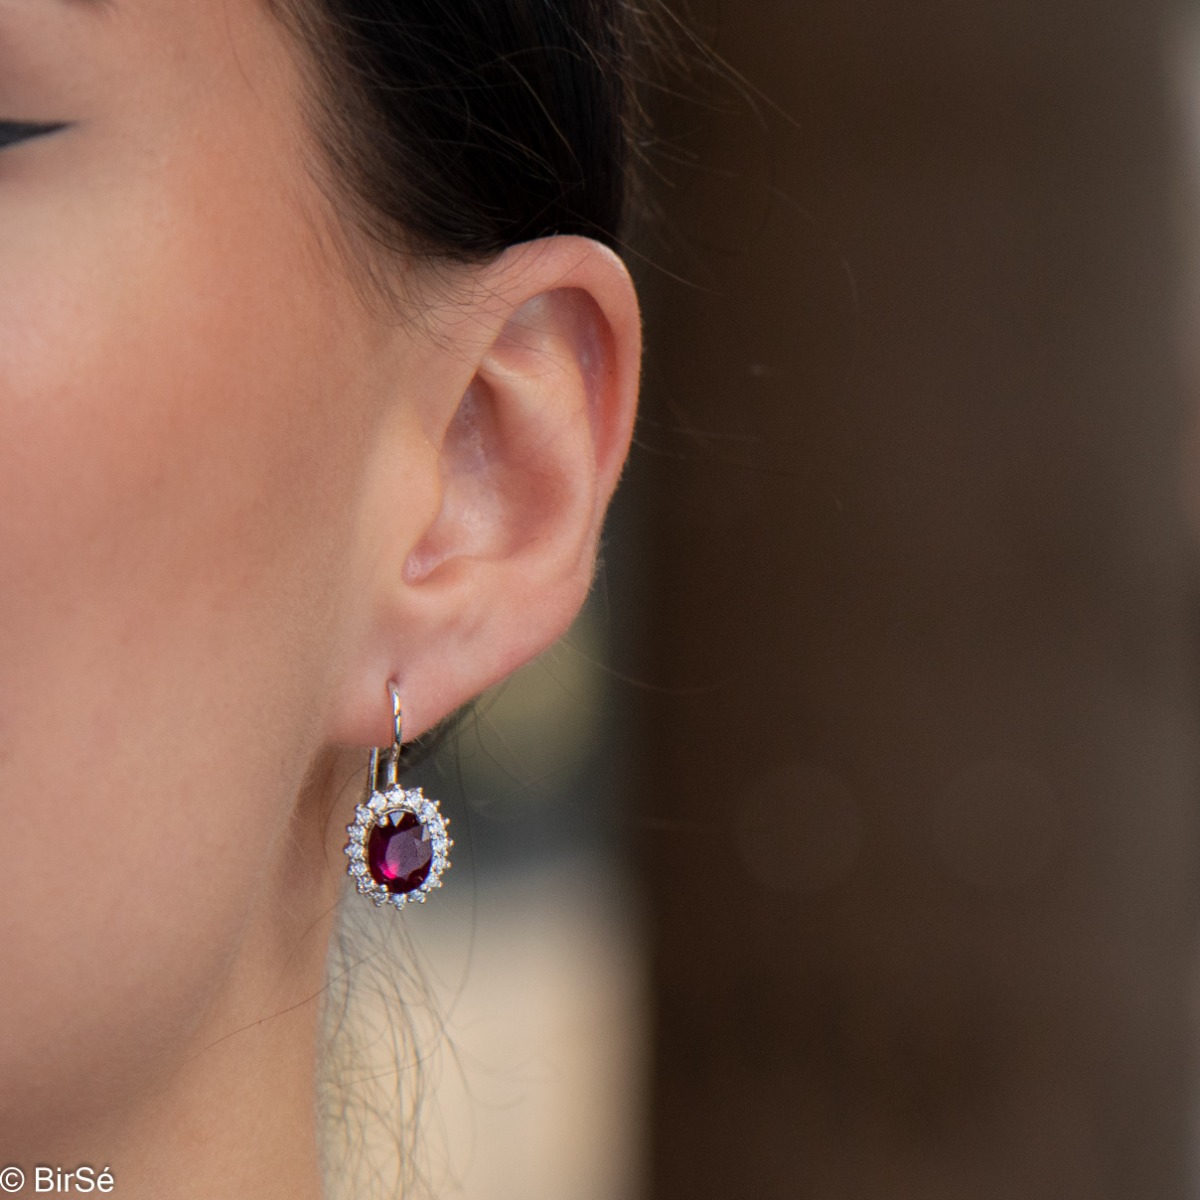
[0,0,412,1136]
[0,0,640,1158]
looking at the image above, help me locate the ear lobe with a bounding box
[330,237,641,747]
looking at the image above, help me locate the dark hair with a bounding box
[270,0,640,268]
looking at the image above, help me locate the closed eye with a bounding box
[0,121,70,151]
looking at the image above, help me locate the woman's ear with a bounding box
[328,236,641,745]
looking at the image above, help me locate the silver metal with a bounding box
[368,683,404,792]
[345,682,452,911]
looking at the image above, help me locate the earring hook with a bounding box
[368,681,404,792]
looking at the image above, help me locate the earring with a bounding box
[343,684,453,909]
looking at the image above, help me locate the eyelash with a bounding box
[0,121,68,151]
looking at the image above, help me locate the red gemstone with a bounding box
[367,812,434,894]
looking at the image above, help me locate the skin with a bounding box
[0,1,641,1196]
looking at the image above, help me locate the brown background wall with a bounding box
[622,1,1200,1195]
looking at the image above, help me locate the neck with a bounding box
[9,858,341,1200]
[113,995,328,1200]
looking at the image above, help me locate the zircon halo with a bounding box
[343,786,452,910]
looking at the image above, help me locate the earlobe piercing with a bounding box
[343,684,452,909]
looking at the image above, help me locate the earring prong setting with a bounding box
[344,786,452,909]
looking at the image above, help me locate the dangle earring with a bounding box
[343,684,453,910]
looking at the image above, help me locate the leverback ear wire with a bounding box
[344,682,453,910]
[368,683,404,793]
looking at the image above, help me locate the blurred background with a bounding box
[326,1,1200,1197]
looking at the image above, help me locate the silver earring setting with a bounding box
[343,685,452,910]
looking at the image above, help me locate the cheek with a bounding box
[0,138,364,1114]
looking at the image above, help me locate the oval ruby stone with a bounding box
[366,812,434,894]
